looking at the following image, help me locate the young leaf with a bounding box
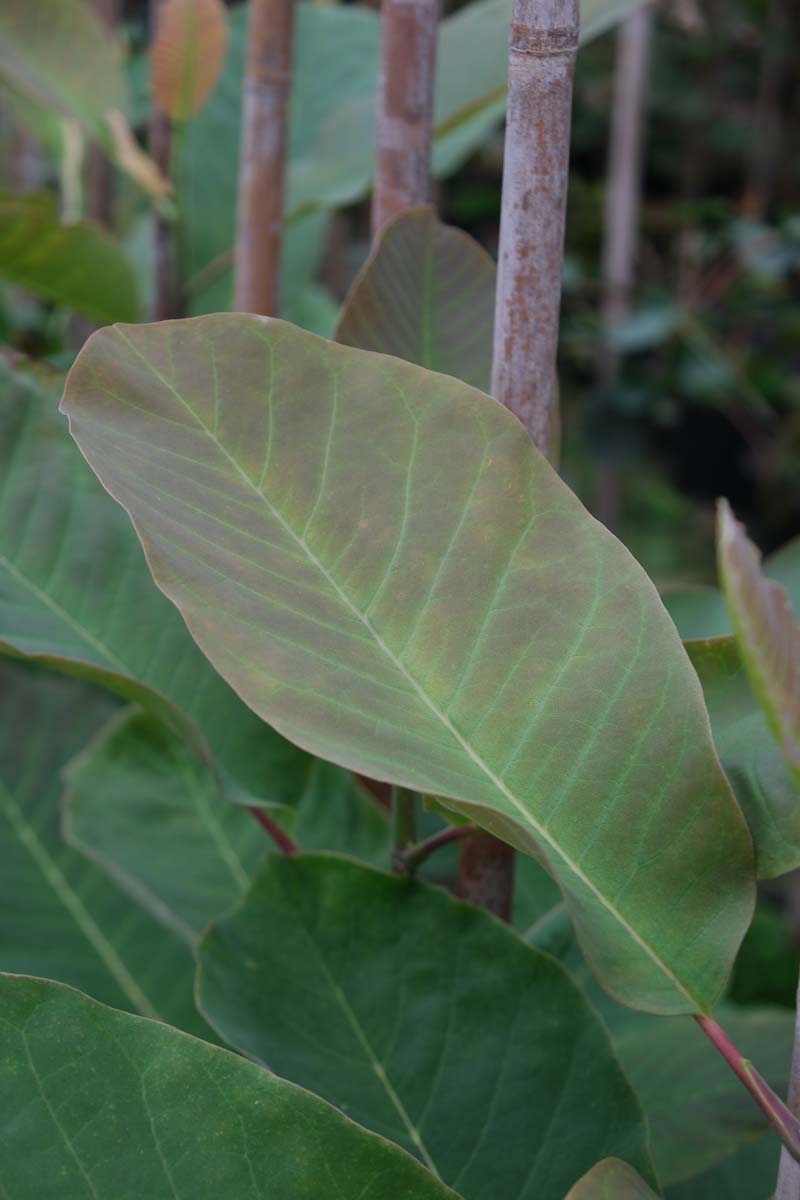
[0,974,461,1200]
[565,1158,658,1199]
[62,314,755,1015]
[0,357,333,809]
[198,854,654,1198]
[0,191,138,324]
[0,660,206,1035]
[717,499,800,785]
[151,0,229,122]
[64,708,390,942]
[686,636,800,878]
[335,206,495,393]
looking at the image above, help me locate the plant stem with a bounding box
[456,832,515,922]
[695,1014,800,1165]
[600,4,652,376]
[490,0,579,452]
[776,970,800,1197]
[394,823,477,875]
[87,0,121,229]
[458,0,578,921]
[234,0,295,315]
[595,3,651,532]
[149,0,180,320]
[371,0,439,237]
[248,806,298,856]
[391,787,417,868]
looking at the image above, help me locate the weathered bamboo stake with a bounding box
[234,0,296,315]
[371,0,439,236]
[149,0,180,320]
[457,0,580,923]
[601,4,652,369]
[490,0,580,453]
[595,3,652,530]
[88,0,121,229]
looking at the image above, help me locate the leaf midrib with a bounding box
[110,326,700,1011]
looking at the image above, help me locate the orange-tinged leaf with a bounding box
[150,0,229,122]
[717,498,800,785]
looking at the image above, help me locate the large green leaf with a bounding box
[615,1004,791,1187]
[0,974,460,1200]
[0,192,138,325]
[686,636,799,878]
[0,356,331,808]
[717,499,800,785]
[198,854,654,1198]
[64,708,390,942]
[0,660,205,1034]
[62,314,755,1015]
[565,1159,659,1199]
[335,207,495,393]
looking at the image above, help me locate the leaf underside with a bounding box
[62,314,754,1015]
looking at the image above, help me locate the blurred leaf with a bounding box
[664,1136,777,1200]
[0,660,207,1035]
[0,191,138,324]
[0,356,331,809]
[63,313,755,1016]
[615,1004,792,1186]
[0,0,167,198]
[151,0,229,122]
[198,854,654,1198]
[565,1159,658,1199]
[0,0,125,144]
[686,636,800,878]
[609,304,680,354]
[661,584,731,641]
[336,206,495,393]
[718,499,800,784]
[0,974,460,1200]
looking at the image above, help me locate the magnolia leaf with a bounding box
[0,975,460,1200]
[335,206,495,393]
[151,0,229,122]
[63,314,755,1015]
[64,709,270,944]
[64,708,390,942]
[0,192,138,324]
[686,636,799,878]
[0,355,329,810]
[198,855,654,1198]
[565,1159,659,1199]
[0,660,206,1035]
[718,499,800,784]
